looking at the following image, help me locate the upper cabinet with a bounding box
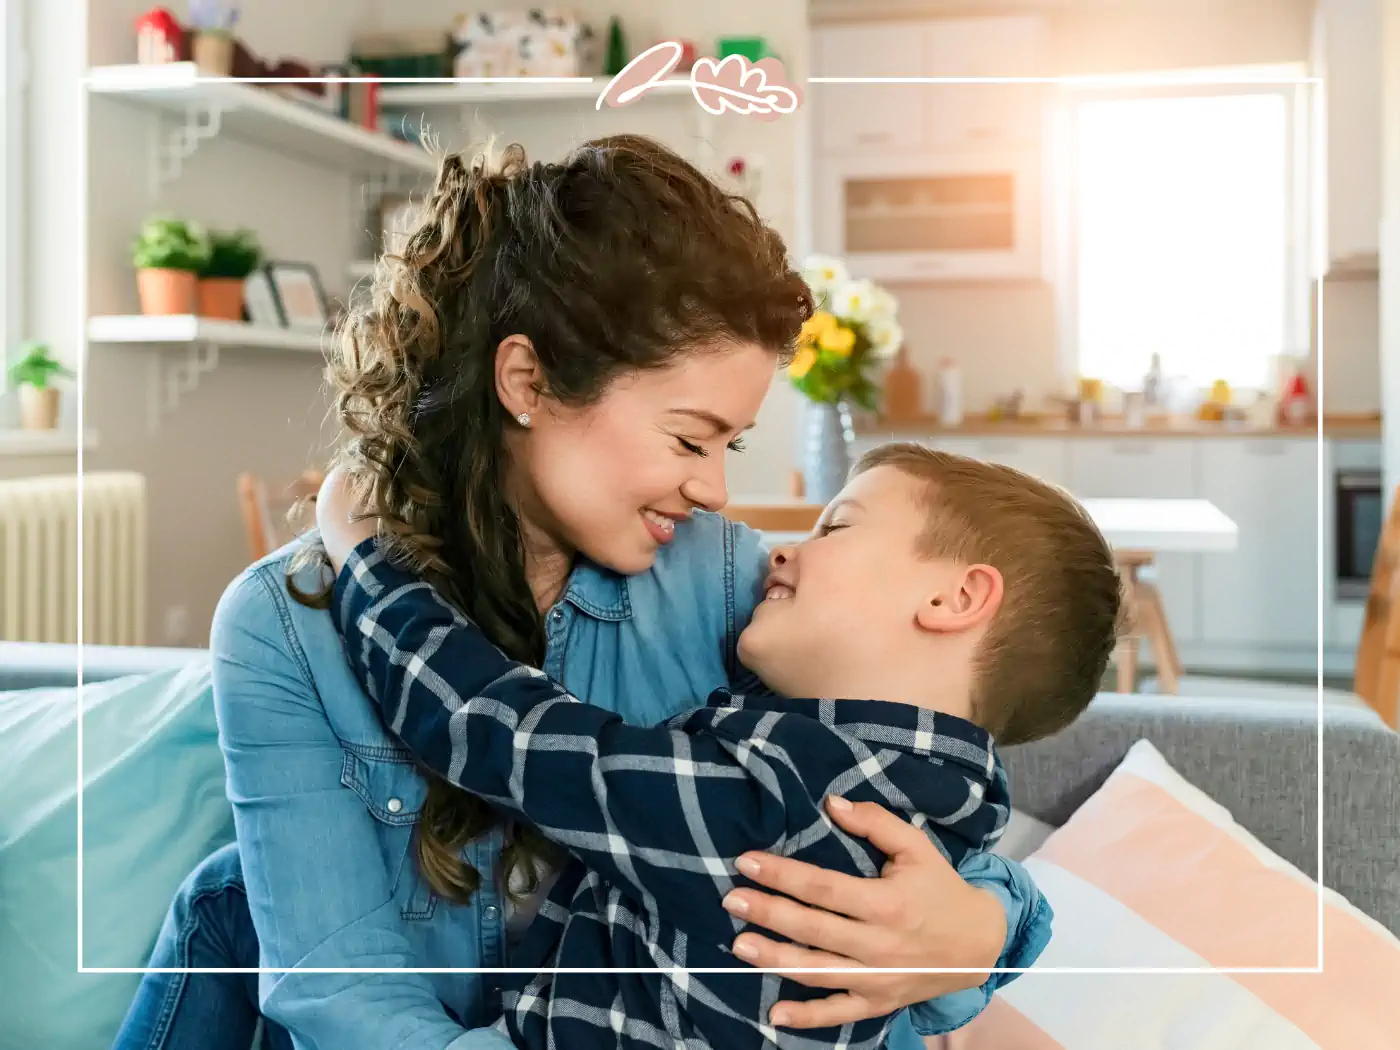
[812,16,1047,158]
[810,16,1049,282]
[813,24,927,153]
[1312,0,1381,272]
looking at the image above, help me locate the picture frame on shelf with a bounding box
[244,267,284,327]
[266,262,330,331]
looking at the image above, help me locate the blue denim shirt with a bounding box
[210,511,1048,1050]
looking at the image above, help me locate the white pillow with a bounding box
[990,808,1056,862]
[935,740,1400,1049]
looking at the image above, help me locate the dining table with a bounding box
[724,496,1239,696]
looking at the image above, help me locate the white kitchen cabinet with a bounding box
[853,434,1070,488]
[1067,438,1200,643]
[813,149,1043,281]
[923,16,1045,151]
[812,24,926,154]
[960,436,1071,487]
[1197,439,1320,646]
[812,16,1046,157]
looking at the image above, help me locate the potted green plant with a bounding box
[190,0,240,76]
[199,228,262,321]
[6,341,74,431]
[132,216,212,316]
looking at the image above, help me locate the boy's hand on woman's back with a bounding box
[316,467,378,574]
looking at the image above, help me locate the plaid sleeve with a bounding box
[330,539,800,947]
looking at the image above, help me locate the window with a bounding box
[1060,78,1309,391]
[0,0,22,367]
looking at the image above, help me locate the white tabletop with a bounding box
[754,497,1238,554]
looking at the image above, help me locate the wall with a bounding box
[812,0,1380,417]
[357,0,811,499]
[1380,0,1400,502]
[66,0,373,644]
[14,0,809,646]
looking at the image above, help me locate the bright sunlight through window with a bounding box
[1075,92,1289,390]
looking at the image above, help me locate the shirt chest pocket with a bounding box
[340,748,438,920]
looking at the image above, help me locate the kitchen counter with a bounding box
[853,412,1381,440]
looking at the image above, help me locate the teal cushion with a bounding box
[0,660,235,1050]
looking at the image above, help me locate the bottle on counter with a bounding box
[1143,352,1163,407]
[937,357,963,427]
[1123,390,1146,429]
[880,346,923,422]
[1277,369,1311,427]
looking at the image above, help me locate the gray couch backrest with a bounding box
[1003,692,1400,936]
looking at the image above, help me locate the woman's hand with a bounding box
[722,796,1006,1030]
[315,467,377,573]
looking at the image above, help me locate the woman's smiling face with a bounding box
[510,340,778,576]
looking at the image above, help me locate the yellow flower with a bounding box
[799,311,836,347]
[818,323,856,357]
[788,345,817,378]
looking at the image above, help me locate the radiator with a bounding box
[0,472,147,645]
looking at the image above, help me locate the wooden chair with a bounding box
[1144,487,1400,729]
[237,469,325,562]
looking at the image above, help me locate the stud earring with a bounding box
[516,412,531,427]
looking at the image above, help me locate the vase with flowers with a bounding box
[789,255,903,503]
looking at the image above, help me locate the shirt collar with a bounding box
[560,557,633,622]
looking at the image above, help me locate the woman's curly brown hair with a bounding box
[290,134,812,905]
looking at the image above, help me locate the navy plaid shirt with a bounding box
[332,540,1012,1050]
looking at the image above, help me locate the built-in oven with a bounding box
[1335,467,1383,599]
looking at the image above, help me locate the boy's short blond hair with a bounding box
[853,442,1125,746]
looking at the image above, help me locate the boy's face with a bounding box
[737,465,996,703]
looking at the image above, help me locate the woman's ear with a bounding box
[495,335,545,422]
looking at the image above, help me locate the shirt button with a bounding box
[483,904,501,921]
[551,608,564,623]
[386,797,403,814]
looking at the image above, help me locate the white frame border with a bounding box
[75,70,1327,981]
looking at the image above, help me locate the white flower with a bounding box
[832,278,882,323]
[867,285,899,323]
[866,317,904,359]
[800,254,848,307]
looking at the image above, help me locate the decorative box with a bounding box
[452,9,599,77]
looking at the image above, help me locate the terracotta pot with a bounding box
[137,268,197,315]
[193,32,235,76]
[18,384,60,431]
[198,277,246,321]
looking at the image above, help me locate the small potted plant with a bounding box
[199,228,262,321]
[132,216,211,316]
[190,0,240,76]
[6,342,74,431]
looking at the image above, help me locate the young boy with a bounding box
[319,442,1123,1050]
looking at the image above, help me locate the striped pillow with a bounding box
[937,740,1400,1049]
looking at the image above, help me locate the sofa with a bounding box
[3,640,1399,1050]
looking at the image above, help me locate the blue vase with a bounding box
[803,400,854,505]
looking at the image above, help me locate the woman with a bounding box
[114,135,1047,1050]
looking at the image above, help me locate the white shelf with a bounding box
[87,315,326,352]
[0,428,99,457]
[87,63,437,180]
[378,76,695,108]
